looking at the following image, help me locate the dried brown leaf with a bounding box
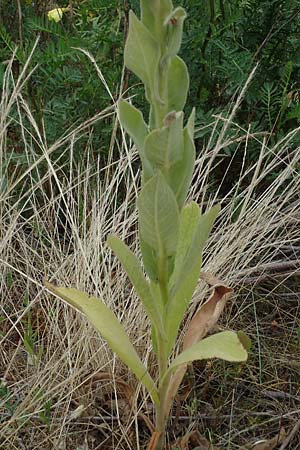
[183,272,233,350]
[251,428,286,450]
[176,430,219,450]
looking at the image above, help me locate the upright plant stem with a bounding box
[154,252,170,449]
[155,332,170,450]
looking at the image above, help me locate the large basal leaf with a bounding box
[45,282,159,404]
[144,112,183,171]
[162,331,249,413]
[167,56,189,112]
[107,235,164,336]
[167,331,249,374]
[138,172,180,257]
[125,11,160,102]
[164,7,186,59]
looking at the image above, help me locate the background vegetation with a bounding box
[1,0,300,189]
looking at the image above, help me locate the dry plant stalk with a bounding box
[45,1,250,448]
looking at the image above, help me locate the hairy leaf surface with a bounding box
[168,331,248,373]
[138,173,180,257]
[125,12,160,101]
[45,283,159,404]
[167,56,189,112]
[165,205,220,354]
[107,235,164,335]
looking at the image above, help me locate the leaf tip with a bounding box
[237,331,251,354]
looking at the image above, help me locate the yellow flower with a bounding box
[47,7,69,23]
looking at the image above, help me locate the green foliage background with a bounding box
[1,0,300,190]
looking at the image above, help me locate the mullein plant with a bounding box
[46,1,250,448]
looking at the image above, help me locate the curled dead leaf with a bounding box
[184,272,233,349]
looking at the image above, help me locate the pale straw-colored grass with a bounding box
[0,56,299,450]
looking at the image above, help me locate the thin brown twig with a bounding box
[262,390,300,403]
[240,260,300,275]
[235,271,300,286]
[233,259,300,285]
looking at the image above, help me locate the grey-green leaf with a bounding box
[118,100,154,182]
[164,7,187,58]
[186,107,196,140]
[165,204,220,355]
[107,235,164,335]
[45,283,159,404]
[140,237,158,281]
[170,202,201,288]
[177,204,221,287]
[119,100,148,151]
[138,172,180,257]
[144,112,183,171]
[167,331,249,375]
[125,11,160,101]
[169,125,195,209]
[167,56,189,112]
[141,0,173,33]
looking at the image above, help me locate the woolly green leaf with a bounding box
[167,56,189,112]
[119,101,148,151]
[186,107,196,139]
[119,101,153,180]
[237,330,252,352]
[141,0,173,33]
[164,7,186,58]
[107,235,164,336]
[149,280,165,355]
[178,204,221,285]
[140,237,159,281]
[144,112,183,171]
[138,173,180,257]
[167,331,249,374]
[125,11,160,101]
[45,282,159,404]
[171,204,220,296]
[165,204,220,355]
[169,125,195,209]
[170,202,201,287]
